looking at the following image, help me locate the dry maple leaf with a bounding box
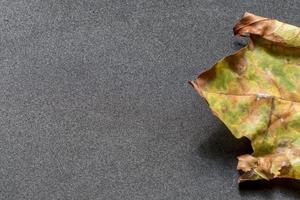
[189,12,300,182]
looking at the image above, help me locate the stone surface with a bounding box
[1,0,300,199]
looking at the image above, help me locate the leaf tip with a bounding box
[188,80,204,97]
[188,80,195,88]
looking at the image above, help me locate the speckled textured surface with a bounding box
[1,1,300,199]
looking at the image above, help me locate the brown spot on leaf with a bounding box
[233,12,282,44]
[279,164,291,176]
[224,50,247,75]
[233,12,275,37]
[237,154,258,172]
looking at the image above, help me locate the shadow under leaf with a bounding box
[198,121,300,197]
[198,121,252,161]
[239,178,300,197]
[232,39,248,50]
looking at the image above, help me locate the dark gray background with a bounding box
[1,0,300,199]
